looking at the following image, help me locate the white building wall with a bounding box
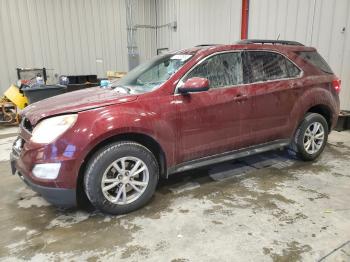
[0,0,129,94]
[156,0,242,52]
[1,0,349,111]
[133,0,157,62]
[249,0,350,110]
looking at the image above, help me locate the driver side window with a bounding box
[184,52,244,88]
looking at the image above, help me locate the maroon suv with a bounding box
[11,39,340,214]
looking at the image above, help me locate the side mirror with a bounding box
[178,77,209,94]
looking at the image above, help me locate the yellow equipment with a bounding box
[0,85,28,125]
[0,97,19,125]
[4,84,28,109]
[1,68,46,125]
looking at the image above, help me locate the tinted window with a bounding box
[246,51,291,82]
[183,52,244,88]
[298,51,333,74]
[285,59,301,77]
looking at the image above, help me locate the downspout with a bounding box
[125,0,140,70]
[155,0,158,53]
[241,0,250,39]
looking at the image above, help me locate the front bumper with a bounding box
[16,168,76,208]
[10,137,78,208]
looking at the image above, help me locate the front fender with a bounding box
[77,102,176,168]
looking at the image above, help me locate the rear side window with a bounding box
[184,52,244,88]
[298,51,333,74]
[285,59,301,77]
[245,51,300,82]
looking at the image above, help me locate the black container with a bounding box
[335,117,346,131]
[335,112,350,131]
[87,75,98,83]
[66,84,86,92]
[67,75,98,84]
[77,75,88,84]
[87,82,98,87]
[22,85,67,104]
[66,83,98,93]
[67,75,78,84]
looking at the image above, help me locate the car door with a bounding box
[243,51,302,145]
[174,51,255,163]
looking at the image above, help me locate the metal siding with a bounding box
[156,0,242,52]
[134,0,157,62]
[2,0,349,110]
[0,0,128,94]
[249,0,350,110]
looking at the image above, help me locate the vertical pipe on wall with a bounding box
[155,0,158,51]
[241,0,250,39]
[125,0,140,70]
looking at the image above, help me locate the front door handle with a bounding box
[233,94,248,102]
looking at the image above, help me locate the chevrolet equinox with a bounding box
[11,39,341,214]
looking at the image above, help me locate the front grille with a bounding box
[12,137,24,157]
[22,117,33,133]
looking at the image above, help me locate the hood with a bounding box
[22,87,138,125]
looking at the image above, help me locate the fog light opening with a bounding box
[32,163,61,180]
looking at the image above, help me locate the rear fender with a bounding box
[289,86,339,134]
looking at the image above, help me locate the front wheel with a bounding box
[289,113,329,161]
[84,141,159,215]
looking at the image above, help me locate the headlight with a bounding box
[31,114,77,144]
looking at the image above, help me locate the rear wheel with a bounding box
[289,113,328,161]
[84,141,159,215]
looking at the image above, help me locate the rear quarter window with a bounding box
[297,51,333,74]
[285,59,301,77]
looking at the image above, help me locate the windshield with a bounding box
[111,54,192,94]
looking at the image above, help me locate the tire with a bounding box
[289,113,329,161]
[84,141,159,215]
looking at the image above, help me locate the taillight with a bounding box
[332,79,341,93]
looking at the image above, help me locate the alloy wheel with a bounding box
[303,122,325,154]
[101,156,149,205]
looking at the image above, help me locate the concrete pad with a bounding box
[0,136,16,161]
[169,182,201,194]
[318,240,350,261]
[329,130,350,143]
[0,126,18,136]
[209,162,256,181]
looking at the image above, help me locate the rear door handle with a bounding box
[233,94,248,102]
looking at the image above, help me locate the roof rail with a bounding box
[195,44,219,47]
[237,39,304,46]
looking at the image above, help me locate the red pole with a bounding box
[241,0,249,39]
